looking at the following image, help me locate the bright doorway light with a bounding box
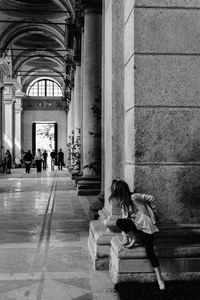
[35,123,55,167]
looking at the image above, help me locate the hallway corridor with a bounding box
[0,169,118,300]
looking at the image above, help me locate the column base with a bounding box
[110,226,200,284]
[76,175,101,195]
[88,220,116,270]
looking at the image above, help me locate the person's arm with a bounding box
[131,193,156,213]
[141,194,156,214]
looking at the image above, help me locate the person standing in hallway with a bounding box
[42,150,48,170]
[109,179,165,291]
[3,150,7,173]
[50,149,56,171]
[35,148,42,173]
[24,150,34,173]
[58,148,64,170]
[5,149,12,174]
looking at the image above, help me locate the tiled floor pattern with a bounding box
[0,169,118,300]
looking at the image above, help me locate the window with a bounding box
[28,79,62,97]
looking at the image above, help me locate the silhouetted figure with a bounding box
[24,150,33,173]
[5,149,12,174]
[50,149,56,171]
[58,148,64,170]
[42,150,48,170]
[35,148,42,173]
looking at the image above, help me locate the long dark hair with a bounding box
[109,179,132,209]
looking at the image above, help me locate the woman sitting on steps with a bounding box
[109,179,165,291]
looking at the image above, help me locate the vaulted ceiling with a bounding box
[0,0,78,94]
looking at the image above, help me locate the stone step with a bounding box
[109,235,200,283]
[76,175,100,182]
[112,236,200,259]
[77,188,101,196]
[77,180,100,185]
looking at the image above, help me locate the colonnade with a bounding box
[66,0,126,275]
[66,0,102,178]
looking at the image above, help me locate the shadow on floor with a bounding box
[115,280,200,300]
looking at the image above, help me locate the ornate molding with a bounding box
[0,58,10,78]
[15,91,25,99]
[23,97,67,111]
[15,97,23,113]
[4,78,21,92]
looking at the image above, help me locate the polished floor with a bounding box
[0,168,118,300]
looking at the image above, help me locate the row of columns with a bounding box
[67,0,102,178]
[0,59,24,166]
[67,0,124,271]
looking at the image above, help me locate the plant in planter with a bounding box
[71,128,81,171]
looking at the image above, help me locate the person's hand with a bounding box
[130,212,136,220]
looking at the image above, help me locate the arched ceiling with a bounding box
[0,0,77,94]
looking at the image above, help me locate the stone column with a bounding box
[0,86,4,163]
[82,0,102,177]
[0,58,10,162]
[3,97,14,157]
[70,87,75,166]
[15,92,24,166]
[67,87,75,169]
[3,79,21,163]
[88,0,124,270]
[73,63,82,172]
[74,64,81,144]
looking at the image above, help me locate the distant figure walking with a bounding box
[5,149,12,174]
[58,148,64,170]
[50,149,56,171]
[24,150,33,173]
[35,148,42,173]
[42,150,48,170]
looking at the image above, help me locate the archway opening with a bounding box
[32,122,57,168]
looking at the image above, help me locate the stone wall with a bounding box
[124,0,200,223]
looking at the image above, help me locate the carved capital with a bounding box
[4,78,21,92]
[81,0,102,13]
[15,91,25,99]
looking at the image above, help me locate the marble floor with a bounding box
[0,168,118,300]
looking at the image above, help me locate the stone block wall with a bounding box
[124,0,200,223]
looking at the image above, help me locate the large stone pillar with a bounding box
[82,0,102,177]
[0,58,10,162]
[0,85,4,164]
[73,63,82,172]
[15,92,24,166]
[88,0,124,270]
[3,79,21,163]
[67,87,75,169]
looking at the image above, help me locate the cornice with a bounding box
[4,78,21,92]
[15,91,25,99]
[81,0,102,12]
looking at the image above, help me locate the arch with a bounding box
[52,0,75,18]
[27,78,63,97]
[13,50,65,76]
[21,67,65,93]
[0,20,65,56]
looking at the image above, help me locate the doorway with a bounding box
[32,122,57,165]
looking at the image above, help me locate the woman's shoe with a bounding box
[158,280,165,290]
[124,238,136,248]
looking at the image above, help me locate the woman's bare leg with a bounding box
[154,267,165,290]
